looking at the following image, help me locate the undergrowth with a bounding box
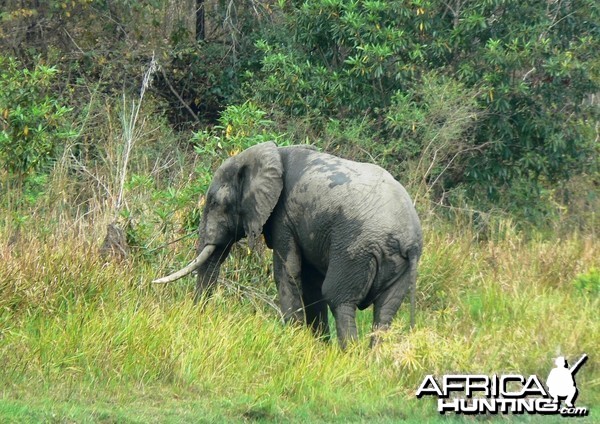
[0,98,597,422]
[0,208,598,422]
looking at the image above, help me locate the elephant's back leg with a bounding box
[370,255,415,346]
[321,255,377,347]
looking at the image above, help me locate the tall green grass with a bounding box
[0,211,598,422]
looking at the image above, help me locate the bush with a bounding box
[192,102,290,160]
[245,0,599,223]
[573,268,600,296]
[0,56,74,187]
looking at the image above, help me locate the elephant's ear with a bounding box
[237,142,283,245]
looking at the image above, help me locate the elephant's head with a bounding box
[153,142,283,299]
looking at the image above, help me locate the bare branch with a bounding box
[114,53,158,220]
[159,67,201,123]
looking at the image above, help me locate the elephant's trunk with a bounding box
[193,244,230,302]
[152,244,216,284]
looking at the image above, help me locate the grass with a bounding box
[0,209,598,423]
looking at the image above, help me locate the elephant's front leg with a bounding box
[272,242,304,324]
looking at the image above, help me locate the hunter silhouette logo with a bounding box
[416,354,589,417]
[546,354,588,408]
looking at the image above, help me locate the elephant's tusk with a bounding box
[152,244,216,284]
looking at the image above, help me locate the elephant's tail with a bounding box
[407,247,420,329]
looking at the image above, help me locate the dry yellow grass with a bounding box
[0,210,597,421]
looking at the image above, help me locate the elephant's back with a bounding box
[281,147,400,194]
[281,147,420,234]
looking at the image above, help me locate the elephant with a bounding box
[154,141,422,348]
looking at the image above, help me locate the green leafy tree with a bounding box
[448,0,599,198]
[0,56,74,187]
[247,0,599,211]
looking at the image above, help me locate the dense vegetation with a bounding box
[1,218,598,422]
[2,0,598,224]
[1,0,598,422]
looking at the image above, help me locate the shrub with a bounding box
[573,268,600,296]
[0,56,74,187]
[245,0,599,222]
[192,102,289,160]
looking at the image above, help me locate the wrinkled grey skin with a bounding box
[166,142,422,348]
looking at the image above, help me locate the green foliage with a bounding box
[0,56,73,184]
[1,215,598,421]
[466,5,600,196]
[384,73,481,198]
[2,0,597,226]
[573,268,600,296]
[248,0,424,117]
[0,2,598,419]
[118,166,207,254]
[247,0,600,215]
[193,102,290,160]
